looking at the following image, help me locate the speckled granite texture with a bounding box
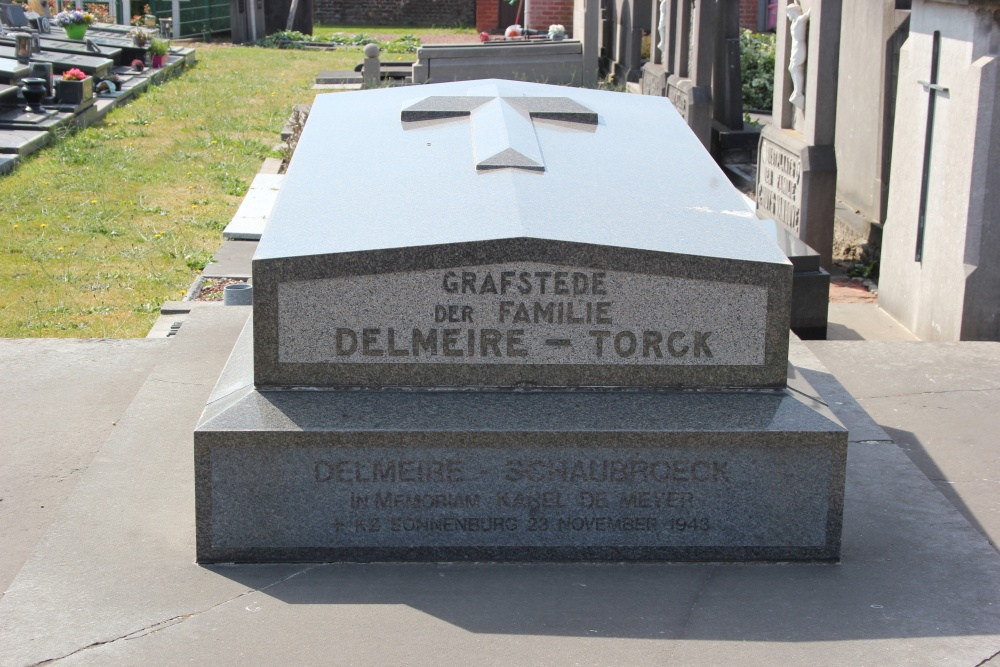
[255,242,791,389]
[252,80,792,390]
[195,326,846,564]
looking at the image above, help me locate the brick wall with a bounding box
[525,0,574,34]
[476,0,498,31]
[313,0,475,27]
[739,0,759,30]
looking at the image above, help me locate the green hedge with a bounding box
[740,29,775,111]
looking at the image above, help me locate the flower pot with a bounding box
[65,23,88,40]
[144,14,157,27]
[151,54,167,68]
[58,76,93,105]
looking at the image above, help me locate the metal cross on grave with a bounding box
[400,87,598,172]
[914,30,949,263]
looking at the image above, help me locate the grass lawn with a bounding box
[0,42,384,338]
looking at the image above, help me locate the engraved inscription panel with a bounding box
[757,139,802,233]
[209,444,833,549]
[667,83,689,118]
[277,263,768,367]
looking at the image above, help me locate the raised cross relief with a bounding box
[401,86,598,172]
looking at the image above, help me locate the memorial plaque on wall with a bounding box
[757,137,802,233]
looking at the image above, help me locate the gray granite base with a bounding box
[195,325,846,563]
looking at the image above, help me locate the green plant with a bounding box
[740,29,775,111]
[149,37,170,56]
[385,34,420,53]
[847,261,879,281]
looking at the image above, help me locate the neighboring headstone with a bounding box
[640,0,714,148]
[229,0,266,45]
[604,0,651,82]
[195,80,847,563]
[879,0,1000,341]
[756,0,842,269]
[411,41,585,86]
[833,1,909,228]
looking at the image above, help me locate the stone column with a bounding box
[712,0,743,131]
[879,0,1000,341]
[756,0,842,269]
[641,0,677,96]
[573,0,600,87]
[664,0,716,148]
[362,43,380,89]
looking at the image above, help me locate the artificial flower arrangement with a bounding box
[61,67,87,81]
[53,9,94,26]
[548,24,566,36]
[128,26,152,46]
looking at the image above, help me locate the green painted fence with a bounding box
[106,0,230,37]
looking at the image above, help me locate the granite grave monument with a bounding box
[195,80,847,563]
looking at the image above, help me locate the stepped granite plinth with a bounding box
[195,80,847,563]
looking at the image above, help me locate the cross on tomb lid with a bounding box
[401,85,597,172]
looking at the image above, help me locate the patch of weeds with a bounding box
[86,221,122,236]
[184,251,211,272]
[847,261,879,281]
[209,169,249,197]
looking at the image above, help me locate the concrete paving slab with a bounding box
[826,303,918,341]
[0,338,167,597]
[0,305,255,665]
[806,341,1000,552]
[259,157,282,175]
[222,174,283,240]
[202,239,257,280]
[1,318,998,665]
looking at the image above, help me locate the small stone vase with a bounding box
[20,78,47,112]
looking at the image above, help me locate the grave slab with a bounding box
[0,56,30,82]
[0,152,17,174]
[0,107,70,131]
[222,173,283,241]
[254,80,793,390]
[195,80,850,564]
[202,239,257,280]
[0,46,112,77]
[0,129,50,155]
